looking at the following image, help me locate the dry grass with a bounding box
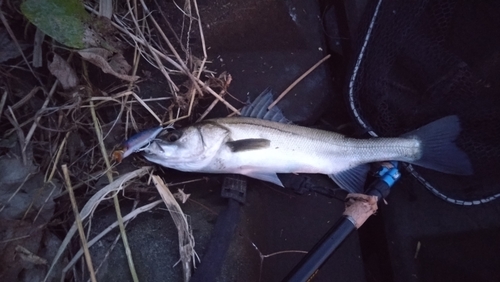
[249,239,307,282]
[62,164,97,282]
[0,0,230,281]
[267,54,331,110]
[0,0,334,281]
[152,175,198,282]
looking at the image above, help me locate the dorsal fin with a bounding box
[240,88,292,124]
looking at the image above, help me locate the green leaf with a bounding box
[21,0,90,49]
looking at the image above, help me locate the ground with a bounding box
[1,0,500,282]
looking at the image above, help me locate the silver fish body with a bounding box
[142,116,472,192]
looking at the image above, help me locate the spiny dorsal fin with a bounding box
[240,88,292,124]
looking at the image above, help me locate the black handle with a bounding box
[283,179,392,282]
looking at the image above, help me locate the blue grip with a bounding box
[380,167,401,187]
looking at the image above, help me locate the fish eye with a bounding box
[164,130,182,142]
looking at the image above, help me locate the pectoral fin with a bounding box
[329,164,370,193]
[226,139,270,152]
[244,171,283,187]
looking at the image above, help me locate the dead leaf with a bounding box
[173,189,191,204]
[108,53,132,74]
[89,16,126,51]
[82,28,102,49]
[0,149,37,186]
[0,28,28,63]
[205,71,233,93]
[32,28,45,68]
[80,47,111,58]
[66,131,85,163]
[48,53,79,90]
[78,48,139,82]
[0,220,43,281]
[0,137,59,222]
[16,245,48,265]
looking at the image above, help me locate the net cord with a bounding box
[347,0,500,205]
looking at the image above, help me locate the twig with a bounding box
[62,164,97,282]
[30,131,70,222]
[44,131,70,183]
[6,106,27,164]
[268,54,331,109]
[0,234,31,244]
[23,81,59,158]
[183,0,193,63]
[152,175,197,282]
[125,0,179,95]
[32,28,45,67]
[89,95,171,104]
[193,0,207,68]
[138,1,188,98]
[88,3,241,115]
[250,240,307,282]
[99,0,113,19]
[186,198,218,216]
[196,95,219,122]
[162,84,196,125]
[87,199,136,282]
[9,86,41,111]
[89,100,140,282]
[168,177,208,187]
[5,173,32,203]
[63,200,163,276]
[153,0,185,52]
[131,92,163,124]
[44,167,151,282]
[0,6,43,86]
[23,132,70,222]
[123,5,142,134]
[139,0,187,73]
[262,250,308,258]
[33,180,59,223]
[197,79,241,114]
[137,0,241,115]
[0,88,8,122]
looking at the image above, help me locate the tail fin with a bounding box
[403,115,473,175]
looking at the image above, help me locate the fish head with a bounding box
[142,122,230,171]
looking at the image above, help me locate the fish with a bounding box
[140,119,472,193]
[119,90,473,193]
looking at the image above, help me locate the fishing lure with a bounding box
[112,126,164,162]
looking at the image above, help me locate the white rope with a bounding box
[348,0,498,205]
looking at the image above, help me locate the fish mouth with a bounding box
[140,141,166,157]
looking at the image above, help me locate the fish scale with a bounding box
[217,118,418,158]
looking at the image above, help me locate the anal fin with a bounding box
[329,164,370,193]
[244,171,283,187]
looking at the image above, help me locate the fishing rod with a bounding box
[283,162,400,282]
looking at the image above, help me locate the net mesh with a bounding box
[348,0,500,204]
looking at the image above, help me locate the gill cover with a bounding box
[143,122,230,171]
